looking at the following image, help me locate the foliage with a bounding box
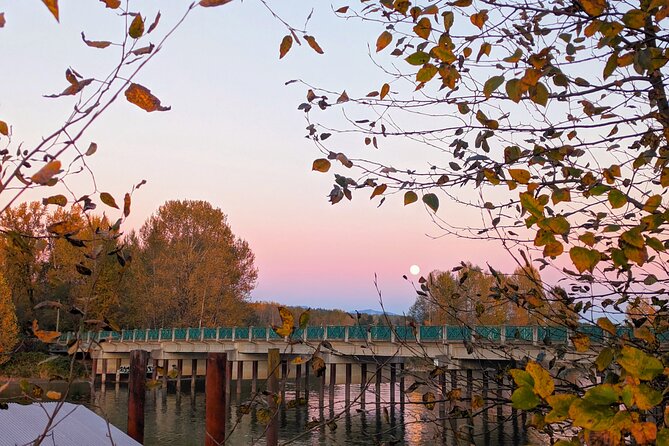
[298,0,669,443]
[0,352,85,380]
[0,274,18,365]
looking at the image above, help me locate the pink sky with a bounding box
[1,1,523,313]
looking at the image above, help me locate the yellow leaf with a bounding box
[272,306,294,338]
[31,160,61,185]
[312,158,331,173]
[100,0,121,8]
[304,35,324,54]
[413,17,431,39]
[526,361,554,399]
[631,421,657,444]
[596,317,617,336]
[380,83,390,100]
[404,191,418,205]
[199,0,233,6]
[470,10,488,30]
[509,169,530,184]
[46,390,62,400]
[100,192,119,209]
[125,83,171,112]
[569,246,600,273]
[643,195,662,213]
[376,31,393,52]
[128,14,144,39]
[370,184,387,199]
[422,391,436,410]
[32,320,61,344]
[0,120,8,136]
[471,394,484,410]
[571,333,590,352]
[279,35,292,59]
[42,194,67,207]
[41,0,59,22]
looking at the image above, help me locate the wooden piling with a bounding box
[281,360,288,380]
[91,357,98,390]
[390,363,396,405]
[205,353,227,446]
[152,358,158,380]
[267,348,280,446]
[439,368,446,414]
[399,362,405,405]
[345,363,352,403]
[375,365,382,405]
[127,350,148,443]
[162,359,168,389]
[251,360,258,393]
[236,361,244,397]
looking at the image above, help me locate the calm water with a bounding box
[54,377,526,446]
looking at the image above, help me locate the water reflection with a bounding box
[4,377,525,445]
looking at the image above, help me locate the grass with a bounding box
[0,352,86,380]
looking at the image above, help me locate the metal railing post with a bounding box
[232,328,236,342]
[158,328,162,342]
[532,326,539,346]
[344,326,349,343]
[303,327,307,342]
[443,325,448,343]
[500,326,506,344]
[416,326,421,343]
[248,326,252,342]
[323,326,327,341]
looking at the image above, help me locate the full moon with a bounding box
[409,265,420,276]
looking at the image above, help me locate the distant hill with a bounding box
[356,308,401,317]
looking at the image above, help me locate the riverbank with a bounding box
[0,352,87,380]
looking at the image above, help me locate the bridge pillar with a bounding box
[91,357,98,389]
[225,358,232,399]
[467,369,474,441]
[318,363,325,407]
[101,359,107,384]
[281,360,287,403]
[152,358,158,380]
[399,362,405,405]
[295,363,302,399]
[329,363,336,405]
[304,359,310,396]
[251,360,258,393]
[375,365,382,406]
[439,368,446,415]
[345,363,351,403]
[482,371,490,443]
[205,353,227,446]
[267,349,280,446]
[127,349,148,444]
[115,358,121,383]
[162,359,168,389]
[191,359,198,391]
[176,359,183,392]
[236,360,243,398]
[390,363,396,406]
[360,363,367,407]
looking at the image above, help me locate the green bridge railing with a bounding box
[55,324,650,345]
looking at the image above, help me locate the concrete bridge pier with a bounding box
[236,360,244,398]
[390,363,396,406]
[345,363,352,403]
[399,363,405,405]
[375,365,382,406]
[295,363,302,399]
[162,359,168,389]
[251,360,258,393]
[191,359,197,392]
[101,359,107,385]
[328,363,336,406]
[360,363,367,408]
[115,359,122,383]
[176,359,183,392]
[225,359,232,399]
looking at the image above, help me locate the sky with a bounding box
[0,1,515,313]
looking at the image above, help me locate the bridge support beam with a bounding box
[115,358,121,383]
[399,362,405,405]
[390,363,396,406]
[439,368,446,415]
[176,359,183,392]
[329,363,336,405]
[345,363,351,403]
[205,353,227,446]
[162,359,168,389]
[251,360,258,393]
[225,359,232,399]
[101,359,107,384]
[128,350,148,444]
[267,349,280,446]
[375,365,382,406]
[152,358,158,380]
[295,364,302,399]
[482,371,490,442]
[360,363,367,407]
[236,360,244,398]
[191,359,197,391]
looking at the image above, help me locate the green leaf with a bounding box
[416,64,438,82]
[583,384,620,405]
[569,399,615,431]
[617,346,663,381]
[422,193,439,212]
[519,192,544,218]
[545,394,576,423]
[530,82,549,106]
[622,9,646,29]
[511,386,540,410]
[129,14,144,39]
[608,189,627,209]
[595,347,614,372]
[510,369,534,387]
[505,79,522,103]
[526,361,554,399]
[483,76,504,99]
[404,191,418,205]
[405,51,430,66]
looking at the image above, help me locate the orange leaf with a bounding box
[370,184,387,199]
[0,120,8,136]
[376,31,392,52]
[125,83,171,112]
[99,0,121,8]
[413,17,431,39]
[380,83,390,100]
[312,159,331,173]
[123,193,131,217]
[0,13,5,28]
[32,320,61,344]
[304,35,324,54]
[279,35,293,59]
[199,0,233,6]
[31,160,61,185]
[41,0,59,21]
[470,10,488,30]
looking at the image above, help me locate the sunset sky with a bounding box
[1,1,518,313]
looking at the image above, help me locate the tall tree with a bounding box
[130,200,257,328]
[0,273,19,365]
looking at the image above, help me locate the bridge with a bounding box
[54,324,616,397]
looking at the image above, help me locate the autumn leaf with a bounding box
[272,306,294,338]
[46,390,62,400]
[31,160,61,185]
[99,0,121,8]
[580,0,607,16]
[370,184,387,199]
[0,13,5,28]
[508,168,530,184]
[404,191,418,205]
[199,0,234,6]
[304,35,324,54]
[42,195,67,207]
[571,333,590,352]
[31,320,61,344]
[483,76,504,99]
[147,11,161,33]
[413,17,431,39]
[129,15,144,39]
[0,120,8,136]
[312,159,331,173]
[298,309,310,329]
[100,192,119,209]
[423,193,439,212]
[125,83,171,112]
[526,361,554,399]
[470,10,488,30]
[311,355,325,377]
[81,32,111,49]
[422,391,436,410]
[380,83,390,100]
[569,246,600,273]
[376,31,392,52]
[41,0,59,22]
[279,35,293,59]
[123,193,131,217]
